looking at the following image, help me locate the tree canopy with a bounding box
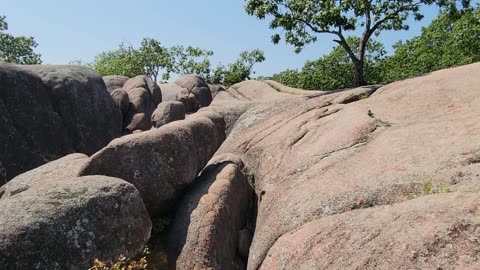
[245,0,471,86]
[0,16,42,64]
[270,37,385,90]
[383,5,480,81]
[90,38,265,85]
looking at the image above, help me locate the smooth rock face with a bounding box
[0,153,88,199]
[79,113,226,217]
[175,74,212,108]
[161,75,212,113]
[110,88,130,118]
[208,84,225,98]
[0,63,72,182]
[124,87,154,131]
[215,63,480,269]
[103,75,128,93]
[122,76,162,132]
[261,193,480,270]
[20,65,123,155]
[123,75,162,107]
[0,176,152,270]
[169,154,253,270]
[151,101,186,128]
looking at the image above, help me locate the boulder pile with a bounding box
[1,62,480,269]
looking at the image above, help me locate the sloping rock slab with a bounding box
[169,154,253,270]
[20,65,122,155]
[0,176,151,270]
[261,192,480,270]
[215,63,480,269]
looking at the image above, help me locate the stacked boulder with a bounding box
[161,74,213,113]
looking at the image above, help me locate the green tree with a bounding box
[383,5,480,81]
[138,38,171,81]
[245,0,470,87]
[92,43,144,78]
[271,37,385,90]
[169,46,214,79]
[0,15,42,64]
[212,49,266,85]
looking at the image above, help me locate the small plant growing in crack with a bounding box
[421,179,451,196]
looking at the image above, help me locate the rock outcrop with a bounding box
[151,101,186,128]
[79,112,226,217]
[162,75,212,113]
[21,65,123,155]
[214,63,480,269]
[103,75,128,93]
[122,75,162,132]
[0,64,122,182]
[169,154,254,270]
[261,192,480,269]
[0,175,151,270]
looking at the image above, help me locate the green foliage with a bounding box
[92,44,144,78]
[212,49,266,86]
[245,0,471,86]
[0,15,42,64]
[91,39,214,82]
[169,45,214,79]
[271,37,385,90]
[383,5,480,81]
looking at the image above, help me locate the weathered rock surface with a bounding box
[161,75,212,113]
[124,87,155,131]
[215,63,480,269]
[20,65,123,155]
[151,101,186,128]
[212,80,291,104]
[121,76,162,132]
[0,153,88,199]
[0,63,72,182]
[0,176,151,270]
[103,75,128,93]
[175,74,212,108]
[261,193,480,269]
[208,83,226,98]
[79,112,226,217]
[169,154,253,270]
[110,88,130,118]
[123,75,162,107]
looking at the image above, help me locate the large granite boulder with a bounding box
[0,64,72,182]
[123,87,155,132]
[123,75,162,107]
[122,75,162,132]
[214,63,480,269]
[0,154,89,199]
[169,154,253,270]
[161,75,212,113]
[151,101,186,128]
[175,75,212,108]
[20,65,123,155]
[79,112,226,217]
[0,176,151,269]
[110,88,130,118]
[103,75,128,93]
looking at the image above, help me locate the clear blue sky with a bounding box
[1,0,478,77]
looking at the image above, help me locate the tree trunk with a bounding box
[353,58,366,87]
